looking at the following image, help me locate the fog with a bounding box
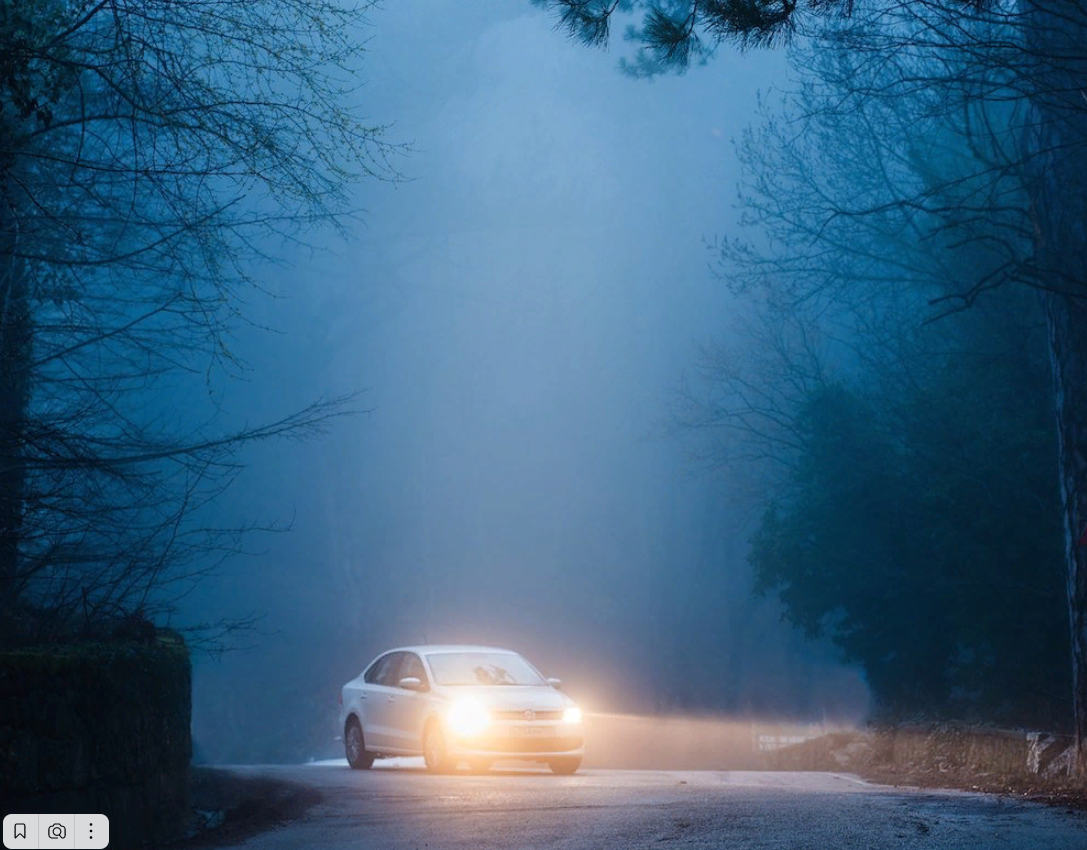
[182,1,869,764]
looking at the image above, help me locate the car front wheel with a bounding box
[548,757,581,775]
[345,718,374,770]
[423,722,455,774]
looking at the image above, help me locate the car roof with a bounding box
[387,644,519,656]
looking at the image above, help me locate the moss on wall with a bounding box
[0,635,191,847]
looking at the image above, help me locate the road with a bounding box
[216,760,1087,849]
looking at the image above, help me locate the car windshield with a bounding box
[426,652,546,686]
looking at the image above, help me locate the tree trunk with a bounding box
[0,231,30,610]
[1044,292,1087,771]
[1024,0,1087,776]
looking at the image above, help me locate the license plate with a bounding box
[511,725,555,738]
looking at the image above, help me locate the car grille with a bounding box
[491,709,564,721]
[475,736,584,753]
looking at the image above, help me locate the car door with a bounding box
[386,652,431,753]
[361,652,403,751]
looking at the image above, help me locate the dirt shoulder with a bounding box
[766,726,1087,812]
[169,767,323,848]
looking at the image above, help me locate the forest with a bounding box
[2,0,1085,774]
[537,0,1085,751]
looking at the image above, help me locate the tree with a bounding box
[0,0,398,641]
[742,298,1067,724]
[676,70,1068,714]
[534,0,1087,767]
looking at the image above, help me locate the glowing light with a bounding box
[563,706,583,725]
[447,698,490,736]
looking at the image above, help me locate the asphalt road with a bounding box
[217,760,1087,849]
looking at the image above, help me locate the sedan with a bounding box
[339,645,585,774]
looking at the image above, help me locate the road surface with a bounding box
[213,759,1087,849]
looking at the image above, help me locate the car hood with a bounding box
[435,685,571,711]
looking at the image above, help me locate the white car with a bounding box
[338,645,585,774]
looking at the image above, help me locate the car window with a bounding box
[379,652,408,686]
[399,652,428,688]
[364,652,397,685]
[425,651,545,686]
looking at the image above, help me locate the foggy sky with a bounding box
[183,1,868,763]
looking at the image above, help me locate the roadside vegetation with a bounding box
[534,0,1086,757]
[0,0,398,648]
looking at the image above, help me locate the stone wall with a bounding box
[0,636,191,847]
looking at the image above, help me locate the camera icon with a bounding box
[47,822,66,839]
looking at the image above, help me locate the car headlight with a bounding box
[562,706,583,725]
[447,698,490,737]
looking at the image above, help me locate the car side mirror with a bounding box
[398,676,426,691]
[547,677,562,690]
